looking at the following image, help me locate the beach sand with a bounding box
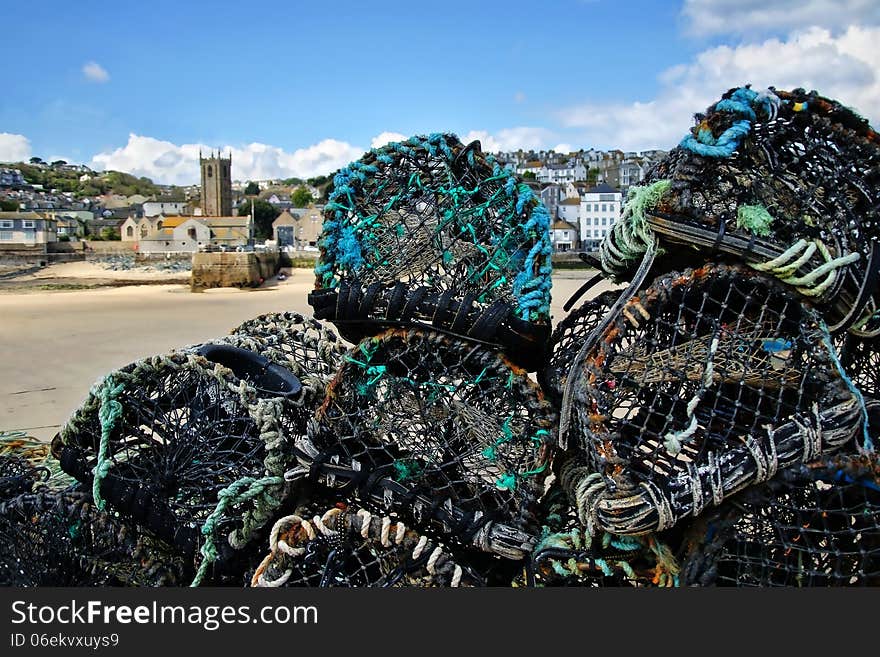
[0,265,619,441]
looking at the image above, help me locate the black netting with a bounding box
[681,453,880,586]
[51,352,282,571]
[309,133,553,371]
[837,332,880,401]
[540,289,619,404]
[250,503,486,587]
[291,328,556,558]
[0,490,187,586]
[562,263,864,535]
[515,476,680,587]
[600,86,880,334]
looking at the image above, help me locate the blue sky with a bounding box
[1,0,878,184]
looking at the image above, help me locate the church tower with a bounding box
[200,150,232,216]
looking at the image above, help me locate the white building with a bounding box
[557,197,581,226]
[550,220,578,252]
[537,162,588,184]
[579,183,622,251]
[142,201,189,217]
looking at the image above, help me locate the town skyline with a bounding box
[1,1,878,185]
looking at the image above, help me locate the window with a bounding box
[601,217,607,226]
[601,204,607,212]
[562,231,569,239]
[593,204,599,212]
[0,231,11,240]
[22,220,34,228]
[207,165,213,178]
[188,227,197,239]
[0,221,12,228]
[126,226,134,238]
[140,225,148,238]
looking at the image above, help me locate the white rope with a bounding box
[426,546,443,575]
[412,535,429,560]
[357,509,372,539]
[380,517,391,547]
[451,564,463,588]
[394,520,406,544]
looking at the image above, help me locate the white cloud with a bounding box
[460,127,555,152]
[0,133,32,162]
[557,25,880,151]
[682,0,879,36]
[82,61,110,83]
[553,143,574,154]
[90,134,368,185]
[370,132,408,149]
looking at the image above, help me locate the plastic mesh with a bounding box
[251,503,485,587]
[291,328,556,558]
[562,263,864,535]
[681,453,880,586]
[308,133,553,371]
[0,489,187,586]
[600,86,880,334]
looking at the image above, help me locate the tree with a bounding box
[0,200,19,211]
[99,227,121,241]
[244,181,260,196]
[291,186,314,207]
[50,160,68,168]
[238,199,280,240]
[29,157,44,165]
[522,171,536,180]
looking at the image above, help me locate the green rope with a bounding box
[92,375,125,511]
[191,475,284,587]
[736,204,774,237]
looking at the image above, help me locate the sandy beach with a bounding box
[0,262,617,441]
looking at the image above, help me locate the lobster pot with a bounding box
[837,332,880,401]
[539,289,619,404]
[189,312,348,459]
[308,133,553,371]
[517,475,679,588]
[681,454,880,586]
[0,453,45,500]
[563,263,863,535]
[224,312,346,398]
[294,329,556,559]
[600,86,880,334]
[51,351,293,578]
[251,502,484,587]
[0,490,186,586]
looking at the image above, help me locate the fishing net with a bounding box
[515,476,680,587]
[0,430,75,493]
[836,332,880,402]
[561,263,866,536]
[540,289,619,404]
[681,452,880,586]
[308,133,553,371]
[0,489,187,586]
[600,86,880,334]
[250,502,487,587]
[50,351,292,585]
[289,328,556,559]
[0,453,45,500]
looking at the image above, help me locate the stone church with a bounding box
[122,150,252,253]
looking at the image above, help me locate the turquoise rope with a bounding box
[679,86,779,158]
[92,375,125,511]
[821,324,873,452]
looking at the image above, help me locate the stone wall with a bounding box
[191,251,278,289]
